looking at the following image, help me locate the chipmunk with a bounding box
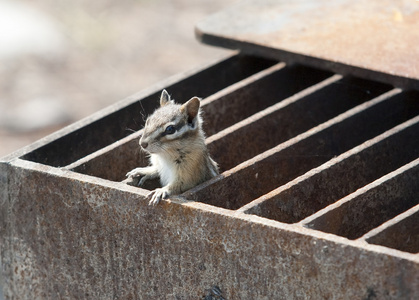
[126,90,219,206]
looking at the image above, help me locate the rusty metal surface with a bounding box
[201,63,332,136]
[187,89,419,210]
[365,204,419,254]
[242,115,419,224]
[2,54,419,298]
[1,159,419,299]
[196,0,419,89]
[207,75,392,171]
[303,158,419,240]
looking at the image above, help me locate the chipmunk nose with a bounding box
[140,141,148,149]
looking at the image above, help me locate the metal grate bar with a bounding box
[20,54,277,167]
[201,63,333,136]
[66,62,334,180]
[186,88,417,209]
[301,157,419,241]
[240,115,419,223]
[206,74,392,171]
[362,204,419,254]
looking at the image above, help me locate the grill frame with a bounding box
[1,52,419,298]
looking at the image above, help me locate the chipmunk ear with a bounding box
[160,89,172,107]
[181,97,200,124]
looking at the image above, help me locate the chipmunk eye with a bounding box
[165,125,176,135]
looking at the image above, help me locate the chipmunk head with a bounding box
[139,90,202,154]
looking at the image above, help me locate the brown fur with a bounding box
[126,90,219,205]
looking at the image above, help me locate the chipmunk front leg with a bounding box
[126,166,158,187]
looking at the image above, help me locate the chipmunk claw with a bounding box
[147,188,170,206]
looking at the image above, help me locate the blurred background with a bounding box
[0,0,236,157]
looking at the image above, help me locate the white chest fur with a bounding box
[150,154,176,187]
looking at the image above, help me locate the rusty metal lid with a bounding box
[196,0,419,89]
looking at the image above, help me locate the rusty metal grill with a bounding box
[66,55,419,252]
[2,1,419,298]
